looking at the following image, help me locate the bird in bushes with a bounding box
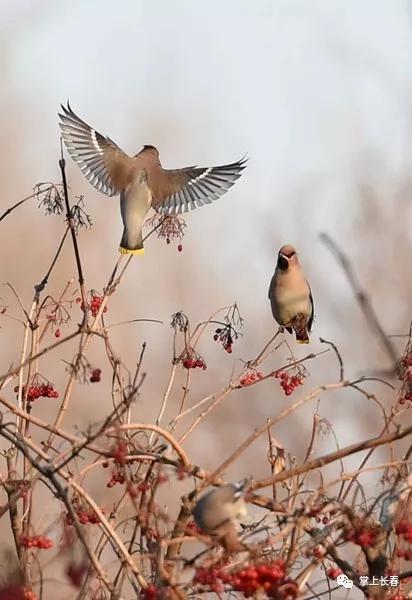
[192,479,248,552]
[58,102,247,255]
[268,244,314,343]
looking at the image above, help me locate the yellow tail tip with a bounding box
[297,339,310,344]
[119,247,145,256]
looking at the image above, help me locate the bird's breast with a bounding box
[270,271,311,324]
[123,180,152,209]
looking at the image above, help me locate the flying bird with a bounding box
[268,244,314,343]
[192,480,248,552]
[58,103,247,255]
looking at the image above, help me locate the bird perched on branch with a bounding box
[268,245,314,343]
[58,103,247,255]
[192,480,248,552]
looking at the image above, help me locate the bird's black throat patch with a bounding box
[277,255,289,271]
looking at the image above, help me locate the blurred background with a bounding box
[1,1,412,595]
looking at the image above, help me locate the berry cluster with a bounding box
[395,519,412,559]
[274,371,304,396]
[396,548,412,560]
[399,393,412,405]
[182,355,207,370]
[344,527,376,548]
[90,368,101,383]
[399,350,412,375]
[239,371,264,386]
[14,379,59,402]
[311,544,327,559]
[194,566,225,594]
[107,467,126,488]
[0,586,37,600]
[66,508,102,526]
[213,325,236,353]
[127,480,153,498]
[195,560,298,599]
[109,441,128,465]
[396,520,412,541]
[21,535,53,549]
[77,293,108,318]
[145,213,186,252]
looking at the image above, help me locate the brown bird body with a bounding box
[268,245,314,343]
[192,480,248,552]
[58,103,247,254]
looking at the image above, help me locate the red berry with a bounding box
[356,531,376,548]
[55,329,61,338]
[143,584,159,600]
[327,567,342,580]
[66,563,87,588]
[178,244,183,252]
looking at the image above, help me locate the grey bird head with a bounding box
[277,244,298,271]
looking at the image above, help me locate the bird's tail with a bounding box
[291,314,310,344]
[119,229,144,256]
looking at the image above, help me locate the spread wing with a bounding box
[149,157,247,214]
[58,102,136,196]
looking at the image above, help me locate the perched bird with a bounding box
[192,480,248,552]
[58,103,247,254]
[268,245,314,343]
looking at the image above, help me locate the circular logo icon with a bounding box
[336,574,353,589]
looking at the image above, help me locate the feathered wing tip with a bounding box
[58,101,134,197]
[153,155,249,215]
[291,313,310,344]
